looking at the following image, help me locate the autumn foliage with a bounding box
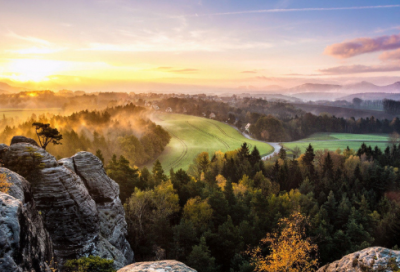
[0,173,11,194]
[249,212,319,272]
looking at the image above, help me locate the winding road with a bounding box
[227,124,281,160]
[241,132,282,160]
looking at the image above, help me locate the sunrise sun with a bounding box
[4,59,66,82]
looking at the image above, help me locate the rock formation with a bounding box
[0,168,54,272]
[317,247,400,272]
[0,136,134,271]
[117,260,197,272]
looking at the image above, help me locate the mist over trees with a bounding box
[0,104,170,165]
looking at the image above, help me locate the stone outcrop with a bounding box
[10,136,40,147]
[318,247,400,272]
[0,168,54,272]
[0,136,134,270]
[117,260,197,272]
[59,152,134,267]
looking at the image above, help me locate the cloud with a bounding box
[6,47,66,55]
[80,40,272,52]
[324,33,400,58]
[6,31,51,45]
[151,67,198,73]
[319,64,400,74]
[174,5,400,18]
[156,67,173,70]
[380,48,400,61]
[241,70,257,74]
[170,68,198,73]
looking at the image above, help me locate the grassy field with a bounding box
[0,108,63,121]
[283,133,390,154]
[146,113,274,171]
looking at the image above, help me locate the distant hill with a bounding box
[285,81,400,101]
[0,82,21,93]
[287,83,342,93]
[342,81,380,93]
[291,92,347,101]
[381,81,400,92]
[339,92,400,101]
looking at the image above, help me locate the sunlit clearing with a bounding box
[4,59,67,82]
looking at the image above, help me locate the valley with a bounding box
[147,112,274,170]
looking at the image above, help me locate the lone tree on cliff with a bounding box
[32,122,63,150]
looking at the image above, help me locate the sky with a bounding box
[1,0,400,92]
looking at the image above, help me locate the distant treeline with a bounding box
[151,97,400,142]
[383,99,400,115]
[251,113,400,142]
[0,103,170,165]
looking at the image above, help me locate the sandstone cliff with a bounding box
[0,136,134,271]
[318,247,400,272]
[0,168,54,272]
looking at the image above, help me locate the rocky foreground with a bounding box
[318,247,400,272]
[0,136,133,271]
[117,260,197,272]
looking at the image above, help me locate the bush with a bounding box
[63,256,116,272]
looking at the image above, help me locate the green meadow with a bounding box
[146,112,274,171]
[283,133,391,154]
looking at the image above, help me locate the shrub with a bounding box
[63,256,116,272]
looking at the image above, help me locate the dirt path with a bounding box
[241,132,281,160]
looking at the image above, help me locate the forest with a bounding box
[153,97,400,142]
[0,103,170,166]
[102,140,400,272]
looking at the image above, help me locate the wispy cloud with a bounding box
[174,5,400,18]
[241,70,258,74]
[151,67,198,73]
[319,64,400,74]
[80,39,272,52]
[171,68,198,73]
[156,67,173,70]
[380,48,400,61]
[6,31,51,45]
[324,33,400,58]
[6,47,66,55]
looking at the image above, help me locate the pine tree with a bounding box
[323,191,337,223]
[95,149,105,164]
[249,146,261,165]
[278,148,287,160]
[152,160,167,185]
[238,142,250,162]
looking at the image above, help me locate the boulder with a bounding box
[318,247,400,272]
[118,260,197,272]
[10,136,40,147]
[0,168,54,272]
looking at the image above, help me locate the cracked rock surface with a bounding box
[317,247,400,272]
[0,168,54,272]
[118,260,197,272]
[0,136,134,270]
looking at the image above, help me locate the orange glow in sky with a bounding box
[1,1,400,92]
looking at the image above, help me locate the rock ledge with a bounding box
[318,247,400,272]
[118,260,196,272]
